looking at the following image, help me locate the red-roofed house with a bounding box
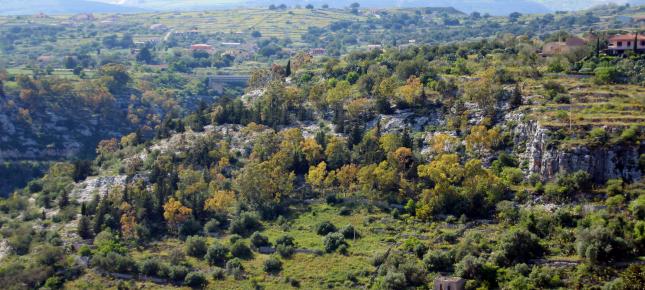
[607,34,645,55]
[190,44,213,52]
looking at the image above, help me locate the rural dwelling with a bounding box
[367,44,383,51]
[542,36,588,56]
[434,276,465,290]
[606,33,645,55]
[309,48,326,55]
[191,44,214,52]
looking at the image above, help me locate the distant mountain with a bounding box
[0,0,145,16]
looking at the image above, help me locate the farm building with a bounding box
[542,36,588,56]
[434,276,465,290]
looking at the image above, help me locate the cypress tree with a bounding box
[78,215,93,239]
[401,127,413,149]
[285,59,292,77]
[58,191,69,209]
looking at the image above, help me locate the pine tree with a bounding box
[0,80,5,99]
[80,202,87,216]
[285,59,292,77]
[78,215,93,239]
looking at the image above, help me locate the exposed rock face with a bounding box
[513,117,642,183]
[70,175,127,203]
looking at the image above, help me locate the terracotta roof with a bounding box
[608,34,643,41]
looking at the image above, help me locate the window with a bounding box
[627,41,631,46]
[448,287,451,290]
[617,41,623,46]
[641,41,645,46]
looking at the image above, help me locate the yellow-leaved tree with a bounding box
[163,198,192,235]
[204,190,236,214]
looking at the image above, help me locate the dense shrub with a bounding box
[230,241,253,259]
[205,243,229,266]
[339,206,352,216]
[91,252,138,274]
[139,258,162,276]
[316,221,337,235]
[226,258,245,279]
[250,231,271,248]
[179,219,202,237]
[423,250,452,272]
[323,232,347,253]
[381,270,407,290]
[275,234,295,247]
[184,272,207,289]
[168,265,189,282]
[576,226,629,264]
[263,256,283,273]
[204,219,220,233]
[496,228,544,265]
[185,236,208,258]
[340,224,360,239]
[212,267,226,280]
[277,244,295,258]
[229,212,263,236]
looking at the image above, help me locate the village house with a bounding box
[367,44,383,51]
[606,33,645,55]
[542,36,588,56]
[434,276,465,290]
[309,48,327,56]
[190,44,214,52]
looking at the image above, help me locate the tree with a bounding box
[301,138,323,165]
[325,137,350,169]
[136,47,153,64]
[306,162,328,194]
[396,76,423,106]
[119,202,138,240]
[163,198,193,235]
[98,63,131,94]
[204,190,236,214]
[234,161,295,209]
[78,215,93,239]
[285,59,292,77]
[465,125,500,158]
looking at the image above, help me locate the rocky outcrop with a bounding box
[512,116,642,183]
[70,175,127,203]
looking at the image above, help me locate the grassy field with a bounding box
[64,200,501,289]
